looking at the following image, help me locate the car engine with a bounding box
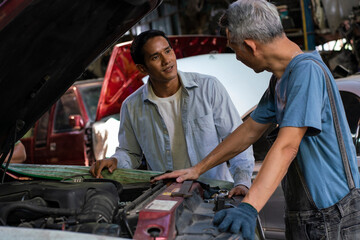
[0,178,264,239]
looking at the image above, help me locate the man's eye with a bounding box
[165,49,171,54]
[151,56,158,61]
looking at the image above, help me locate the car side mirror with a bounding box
[69,115,84,130]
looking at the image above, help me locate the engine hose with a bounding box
[0,197,78,225]
[76,188,119,224]
[83,178,123,196]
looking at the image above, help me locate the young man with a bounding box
[90,30,255,197]
[154,1,360,239]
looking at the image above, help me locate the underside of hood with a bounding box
[0,0,162,152]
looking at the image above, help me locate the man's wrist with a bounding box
[241,199,260,213]
[107,157,118,168]
[191,163,201,176]
[239,202,258,215]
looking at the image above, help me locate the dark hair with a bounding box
[130,30,172,65]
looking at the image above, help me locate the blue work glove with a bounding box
[213,202,258,240]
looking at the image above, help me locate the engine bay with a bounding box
[0,178,264,239]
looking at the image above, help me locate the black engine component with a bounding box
[0,180,121,236]
[67,223,121,236]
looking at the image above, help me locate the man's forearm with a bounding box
[242,144,295,211]
[242,126,307,212]
[195,118,269,177]
[152,118,270,184]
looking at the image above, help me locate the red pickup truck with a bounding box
[21,79,103,166]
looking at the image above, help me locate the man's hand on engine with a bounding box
[89,158,118,178]
[150,166,200,183]
[228,184,249,198]
[213,202,258,240]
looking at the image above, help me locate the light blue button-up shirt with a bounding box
[112,71,254,188]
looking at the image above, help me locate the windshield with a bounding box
[78,82,102,122]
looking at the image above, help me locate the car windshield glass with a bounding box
[53,91,81,133]
[78,83,102,122]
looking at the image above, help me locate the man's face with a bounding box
[140,36,178,84]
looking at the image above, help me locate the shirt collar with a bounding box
[142,70,198,102]
[284,50,322,77]
[178,70,198,89]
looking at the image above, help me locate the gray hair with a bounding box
[219,0,284,44]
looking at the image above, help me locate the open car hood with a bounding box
[0,0,162,152]
[95,35,228,121]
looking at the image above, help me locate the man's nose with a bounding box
[161,54,170,65]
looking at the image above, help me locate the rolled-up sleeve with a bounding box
[111,102,143,169]
[229,147,254,188]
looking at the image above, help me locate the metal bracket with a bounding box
[171,180,193,198]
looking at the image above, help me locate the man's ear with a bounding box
[136,64,148,75]
[243,39,258,56]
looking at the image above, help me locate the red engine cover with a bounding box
[133,182,203,240]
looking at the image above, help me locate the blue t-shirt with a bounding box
[251,51,359,209]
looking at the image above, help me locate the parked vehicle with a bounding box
[21,79,103,166]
